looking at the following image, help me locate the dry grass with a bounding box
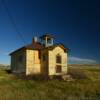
[0,65,100,100]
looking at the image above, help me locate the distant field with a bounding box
[0,65,100,100]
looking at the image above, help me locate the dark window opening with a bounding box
[56,65,61,73]
[18,55,23,63]
[56,54,61,63]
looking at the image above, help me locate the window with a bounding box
[56,65,61,73]
[56,54,61,63]
[18,55,23,63]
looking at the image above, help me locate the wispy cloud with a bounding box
[69,56,97,64]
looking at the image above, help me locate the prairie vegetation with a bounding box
[0,65,100,100]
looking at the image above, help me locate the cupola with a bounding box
[40,33,54,47]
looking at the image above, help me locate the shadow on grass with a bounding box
[5,69,12,74]
[5,68,88,81]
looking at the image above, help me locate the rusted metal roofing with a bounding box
[9,42,69,55]
[9,42,44,55]
[25,42,43,50]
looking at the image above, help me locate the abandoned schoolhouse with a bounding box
[10,34,68,77]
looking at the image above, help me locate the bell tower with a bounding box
[40,33,54,47]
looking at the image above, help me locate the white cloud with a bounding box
[69,56,97,64]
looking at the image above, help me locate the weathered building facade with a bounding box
[10,34,68,77]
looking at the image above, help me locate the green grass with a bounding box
[0,65,100,100]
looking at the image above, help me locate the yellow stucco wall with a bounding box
[11,49,26,73]
[11,46,68,76]
[26,50,41,75]
[48,46,68,75]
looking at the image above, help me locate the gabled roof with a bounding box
[9,42,44,55]
[10,34,70,55]
[10,41,69,55]
[42,44,69,52]
[25,42,43,50]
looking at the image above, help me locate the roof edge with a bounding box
[9,47,26,56]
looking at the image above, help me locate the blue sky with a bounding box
[0,0,100,64]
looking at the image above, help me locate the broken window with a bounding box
[56,54,61,63]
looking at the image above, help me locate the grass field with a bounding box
[0,65,100,100]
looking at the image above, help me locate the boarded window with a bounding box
[56,65,61,73]
[56,54,61,63]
